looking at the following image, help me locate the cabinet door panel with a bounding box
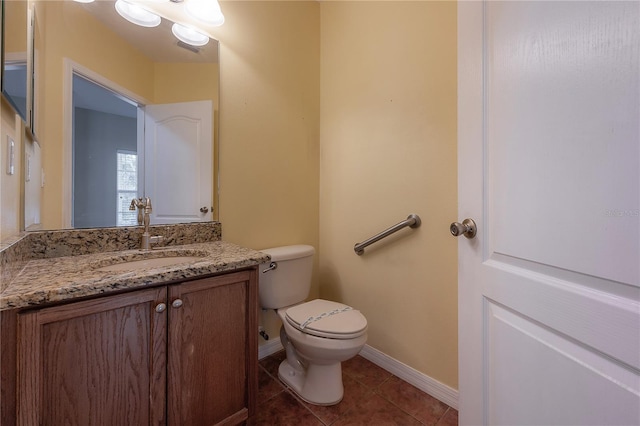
[168,270,258,426]
[18,287,167,426]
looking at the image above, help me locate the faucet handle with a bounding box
[130,197,143,211]
[144,197,153,213]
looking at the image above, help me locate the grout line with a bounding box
[434,407,446,426]
[373,378,428,426]
[281,383,327,425]
[256,364,286,406]
[375,372,394,391]
[434,406,454,426]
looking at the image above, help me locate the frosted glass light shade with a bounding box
[172,23,210,47]
[115,0,161,28]
[73,0,95,3]
[185,0,225,26]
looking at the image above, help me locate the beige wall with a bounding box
[212,0,321,340]
[319,1,458,388]
[0,98,23,239]
[4,0,28,54]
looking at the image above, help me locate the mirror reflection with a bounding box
[72,74,139,228]
[2,0,29,122]
[29,0,219,230]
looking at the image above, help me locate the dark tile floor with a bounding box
[251,351,458,426]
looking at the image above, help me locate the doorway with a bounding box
[72,73,140,228]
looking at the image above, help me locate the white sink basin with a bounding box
[95,256,204,272]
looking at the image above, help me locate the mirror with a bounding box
[27,0,220,230]
[1,0,29,123]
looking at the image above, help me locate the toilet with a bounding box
[259,245,368,406]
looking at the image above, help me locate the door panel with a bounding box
[144,100,213,224]
[167,271,258,425]
[487,302,639,426]
[18,287,167,426]
[458,1,640,424]
[485,1,639,285]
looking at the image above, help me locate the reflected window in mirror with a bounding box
[116,150,139,226]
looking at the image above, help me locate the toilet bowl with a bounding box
[259,246,368,405]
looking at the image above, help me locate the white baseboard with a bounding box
[257,339,458,410]
[359,344,459,410]
[258,337,284,360]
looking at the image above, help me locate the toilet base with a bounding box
[278,359,344,406]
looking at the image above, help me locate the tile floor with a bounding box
[251,351,458,426]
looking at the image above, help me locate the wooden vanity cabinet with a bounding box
[11,268,258,426]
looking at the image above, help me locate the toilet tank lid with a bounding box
[260,245,315,261]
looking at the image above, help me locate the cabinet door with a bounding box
[167,269,258,426]
[18,287,168,426]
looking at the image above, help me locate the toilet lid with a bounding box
[285,299,367,339]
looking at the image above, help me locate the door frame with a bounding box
[457,1,485,423]
[62,59,150,228]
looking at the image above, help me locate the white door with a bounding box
[458,2,640,425]
[144,100,213,224]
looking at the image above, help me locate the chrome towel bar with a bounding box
[354,214,421,255]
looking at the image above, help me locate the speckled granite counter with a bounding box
[0,223,270,311]
[1,222,223,290]
[1,241,269,310]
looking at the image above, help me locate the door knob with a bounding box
[450,218,477,239]
[155,303,167,313]
[200,206,209,213]
[172,299,183,309]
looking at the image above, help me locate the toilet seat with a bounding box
[284,299,367,340]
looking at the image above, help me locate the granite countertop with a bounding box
[0,241,270,311]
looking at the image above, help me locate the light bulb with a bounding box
[115,0,161,28]
[172,23,210,47]
[185,0,225,27]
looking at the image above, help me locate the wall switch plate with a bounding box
[6,136,15,175]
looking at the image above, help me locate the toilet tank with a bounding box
[259,245,315,309]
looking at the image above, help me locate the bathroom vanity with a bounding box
[0,223,269,425]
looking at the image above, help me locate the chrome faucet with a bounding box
[129,197,163,250]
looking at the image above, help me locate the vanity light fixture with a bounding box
[115,0,162,28]
[185,0,225,27]
[172,23,209,47]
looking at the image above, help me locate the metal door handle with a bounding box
[200,207,209,213]
[172,299,183,309]
[155,303,167,313]
[450,218,477,239]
